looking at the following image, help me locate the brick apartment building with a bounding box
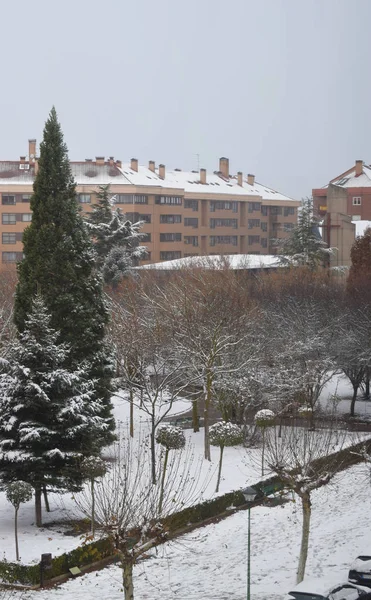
[0,140,300,269]
[312,159,371,268]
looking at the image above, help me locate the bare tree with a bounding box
[263,423,347,584]
[73,431,212,600]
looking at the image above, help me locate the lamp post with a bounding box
[242,486,258,600]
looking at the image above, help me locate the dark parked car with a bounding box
[287,579,370,600]
[349,557,371,589]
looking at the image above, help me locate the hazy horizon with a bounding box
[1,0,370,200]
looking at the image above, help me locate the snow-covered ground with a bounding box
[0,372,370,598]
[9,462,371,600]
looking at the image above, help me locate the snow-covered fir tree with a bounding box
[14,108,115,447]
[86,184,148,286]
[0,295,108,526]
[274,197,333,269]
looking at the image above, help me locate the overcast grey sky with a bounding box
[1,0,370,199]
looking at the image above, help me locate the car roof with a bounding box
[289,579,361,596]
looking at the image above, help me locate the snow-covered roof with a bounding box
[350,556,371,572]
[352,220,371,237]
[332,164,371,188]
[137,254,282,271]
[69,162,130,185]
[0,161,36,185]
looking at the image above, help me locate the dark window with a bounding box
[125,212,151,224]
[184,253,199,257]
[2,251,23,263]
[184,236,198,247]
[248,219,260,229]
[184,199,199,211]
[141,233,151,242]
[160,251,181,260]
[2,195,15,205]
[210,236,238,247]
[115,194,148,204]
[210,200,238,212]
[184,218,198,228]
[248,235,260,244]
[2,233,16,244]
[160,214,182,224]
[2,214,16,224]
[261,205,268,217]
[21,194,31,203]
[248,202,261,213]
[284,206,295,217]
[210,218,238,229]
[155,196,182,205]
[261,237,267,248]
[160,233,182,242]
[270,206,282,216]
[261,222,268,232]
[21,213,32,222]
[283,223,294,232]
[78,194,91,204]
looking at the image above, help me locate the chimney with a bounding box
[149,160,155,172]
[28,139,36,162]
[159,164,165,179]
[116,159,122,168]
[237,171,243,186]
[219,157,229,179]
[109,156,114,166]
[96,156,105,165]
[200,168,207,184]
[35,160,39,175]
[355,159,363,177]
[20,156,26,164]
[131,158,138,172]
[247,173,255,186]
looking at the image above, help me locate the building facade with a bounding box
[0,141,299,269]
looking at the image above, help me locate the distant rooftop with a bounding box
[137,254,283,271]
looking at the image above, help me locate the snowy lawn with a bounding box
[10,461,371,600]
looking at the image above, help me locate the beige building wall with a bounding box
[325,184,355,269]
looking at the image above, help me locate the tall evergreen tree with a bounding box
[0,296,108,526]
[347,226,371,301]
[275,197,333,269]
[14,108,114,444]
[86,184,147,287]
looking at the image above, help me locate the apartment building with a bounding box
[0,141,300,268]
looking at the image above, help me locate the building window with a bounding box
[184,218,198,228]
[2,233,16,244]
[160,233,182,242]
[248,235,260,245]
[248,202,261,213]
[2,214,16,225]
[283,223,295,232]
[261,237,267,248]
[261,205,268,217]
[210,218,238,229]
[22,213,32,222]
[353,197,362,205]
[2,195,15,205]
[210,200,238,212]
[261,222,268,232]
[155,196,182,205]
[125,212,151,224]
[248,219,260,229]
[284,206,295,217]
[184,253,199,257]
[21,194,31,202]
[184,236,198,247]
[209,236,238,247]
[160,214,182,224]
[79,194,91,204]
[141,233,151,243]
[2,251,23,263]
[270,207,282,216]
[184,199,199,211]
[160,251,181,260]
[115,194,148,204]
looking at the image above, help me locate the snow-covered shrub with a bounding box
[80,456,107,480]
[254,409,275,427]
[156,425,185,450]
[5,482,33,561]
[297,406,313,419]
[209,421,243,448]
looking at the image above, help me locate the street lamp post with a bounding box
[242,486,258,600]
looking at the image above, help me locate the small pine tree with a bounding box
[0,295,108,526]
[275,198,333,269]
[14,107,114,447]
[86,184,147,286]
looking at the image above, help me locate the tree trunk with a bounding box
[158,448,169,514]
[261,428,265,476]
[215,445,224,493]
[129,389,134,438]
[192,400,199,432]
[350,384,358,417]
[35,485,42,527]
[296,493,311,584]
[150,418,156,484]
[123,560,134,600]
[43,485,50,512]
[204,372,212,461]
[364,368,370,400]
[15,507,19,561]
[91,478,95,538]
